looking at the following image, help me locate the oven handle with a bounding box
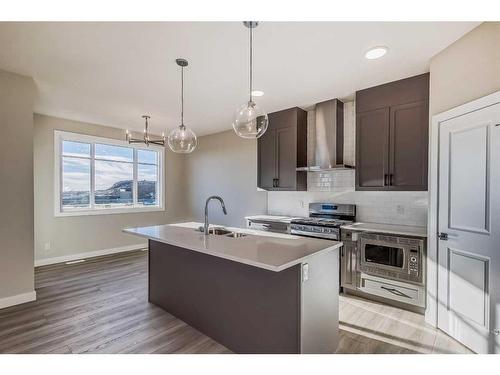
[290,229,339,240]
[380,286,411,299]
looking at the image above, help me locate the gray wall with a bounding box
[34,114,188,262]
[430,22,500,115]
[184,129,267,227]
[0,70,35,300]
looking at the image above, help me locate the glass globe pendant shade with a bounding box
[232,101,269,139]
[167,124,197,153]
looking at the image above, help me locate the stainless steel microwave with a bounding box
[359,233,425,285]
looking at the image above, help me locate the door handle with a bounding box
[438,232,449,241]
[384,174,388,186]
[389,174,394,186]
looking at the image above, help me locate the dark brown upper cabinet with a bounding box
[257,107,307,191]
[356,73,429,191]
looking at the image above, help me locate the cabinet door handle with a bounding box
[276,178,279,187]
[384,174,388,186]
[389,174,394,186]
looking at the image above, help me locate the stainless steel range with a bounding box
[290,203,356,240]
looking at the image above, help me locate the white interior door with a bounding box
[437,103,500,354]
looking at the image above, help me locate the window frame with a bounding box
[54,130,165,217]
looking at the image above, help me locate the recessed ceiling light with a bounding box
[365,46,388,60]
[251,90,265,97]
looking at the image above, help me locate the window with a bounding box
[55,131,164,216]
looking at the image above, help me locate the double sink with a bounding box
[197,227,248,238]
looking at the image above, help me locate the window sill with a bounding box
[55,206,165,218]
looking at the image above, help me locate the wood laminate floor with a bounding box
[0,250,472,354]
[338,294,473,354]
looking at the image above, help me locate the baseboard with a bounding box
[0,290,37,309]
[35,243,148,267]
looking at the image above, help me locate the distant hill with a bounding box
[63,180,156,206]
[95,180,156,204]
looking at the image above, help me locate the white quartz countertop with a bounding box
[123,222,341,272]
[341,222,427,237]
[244,215,302,224]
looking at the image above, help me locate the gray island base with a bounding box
[124,223,341,354]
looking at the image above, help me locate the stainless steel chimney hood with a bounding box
[296,98,354,172]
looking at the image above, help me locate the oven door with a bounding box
[360,237,409,276]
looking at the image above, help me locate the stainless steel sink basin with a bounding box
[210,228,233,235]
[196,226,247,238]
[196,227,232,235]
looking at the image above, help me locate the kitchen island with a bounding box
[123,222,342,354]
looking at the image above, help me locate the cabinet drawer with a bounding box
[358,273,425,307]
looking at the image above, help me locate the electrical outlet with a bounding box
[302,263,309,282]
[44,242,51,251]
[396,205,405,215]
[299,200,305,208]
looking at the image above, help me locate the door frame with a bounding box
[426,90,500,327]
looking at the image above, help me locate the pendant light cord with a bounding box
[181,65,184,127]
[249,24,253,103]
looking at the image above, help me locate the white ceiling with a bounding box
[0,22,479,136]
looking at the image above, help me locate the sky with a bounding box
[62,141,158,192]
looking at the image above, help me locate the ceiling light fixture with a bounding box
[251,90,264,97]
[365,46,388,60]
[126,115,165,146]
[232,21,268,139]
[167,58,197,153]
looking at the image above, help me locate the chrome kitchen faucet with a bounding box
[204,196,227,235]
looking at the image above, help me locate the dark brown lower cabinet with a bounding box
[148,240,339,354]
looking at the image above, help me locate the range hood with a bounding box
[296,98,354,172]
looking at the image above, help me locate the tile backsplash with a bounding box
[268,189,428,226]
[307,169,355,192]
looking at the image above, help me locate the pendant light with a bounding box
[167,58,197,153]
[232,21,268,139]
